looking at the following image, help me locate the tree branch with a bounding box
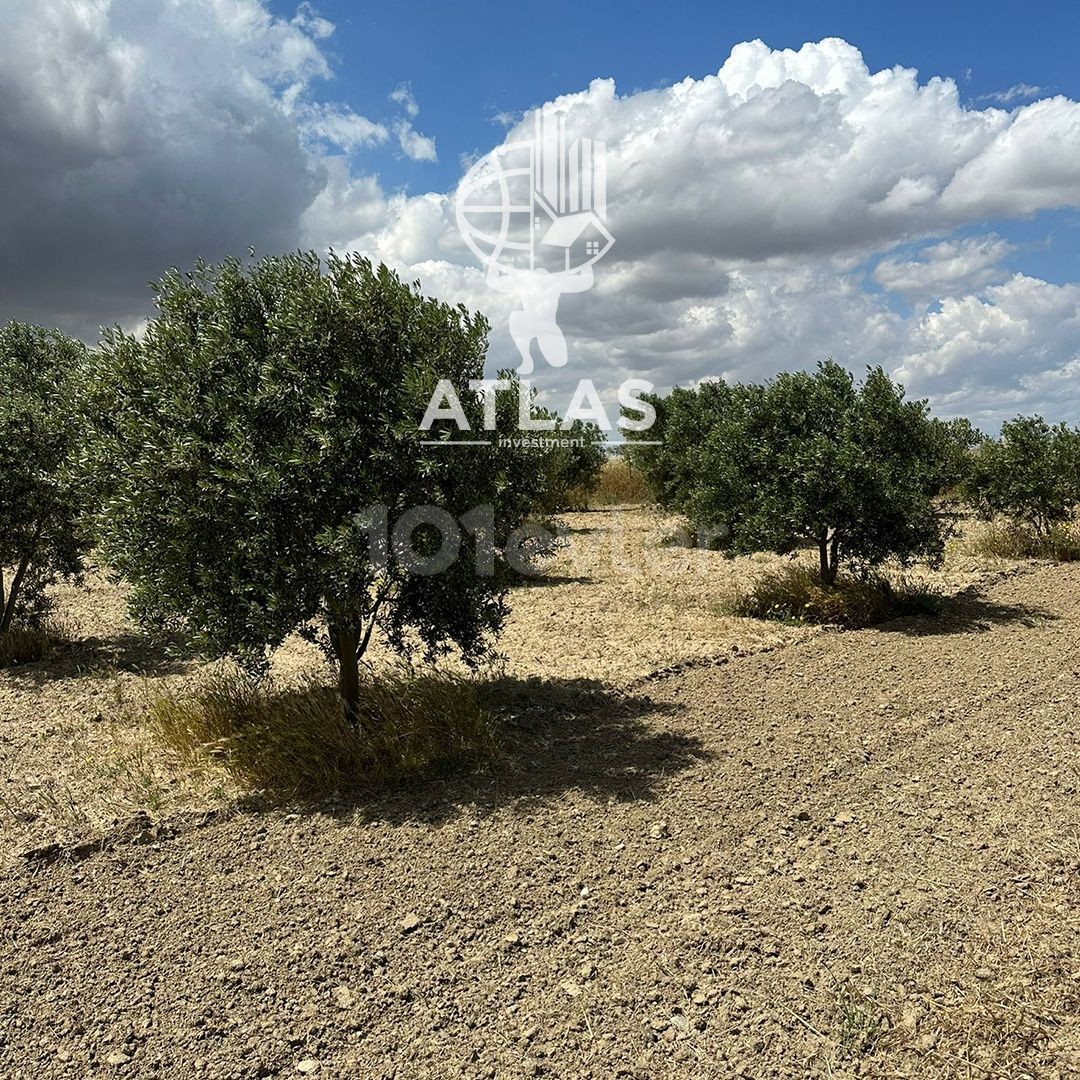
[356,583,393,664]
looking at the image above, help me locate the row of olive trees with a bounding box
[0,252,603,723]
[624,361,1078,583]
[964,416,1080,538]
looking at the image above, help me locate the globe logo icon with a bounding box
[456,111,614,276]
[455,108,614,373]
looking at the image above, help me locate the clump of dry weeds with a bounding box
[0,617,71,666]
[972,520,1080,562]
[727,564,943,628]
[582,457,652,507]
[147,666,498,797]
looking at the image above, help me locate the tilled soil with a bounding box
[1,564,1078,1078]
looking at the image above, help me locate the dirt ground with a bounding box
[1,514,1077,1077]
[0,510,1001,858]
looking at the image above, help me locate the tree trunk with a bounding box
[818,531,835,587]
[334,625,362,728]
[0,549,33,635]
[828,533,840,584]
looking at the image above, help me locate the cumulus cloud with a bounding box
[341,39,1080,420]
[873,236,1012,300]
[394,121,438,162]
[3,13,1080,424]
[291,1,334,39]
[0,0,343,334]
[940,96,1080,218]
[301,103,389,153]
[387,83,436,161]
[466,40,1080,267]
[896,275,1080,420]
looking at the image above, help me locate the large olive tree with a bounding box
[84,252,547,724]
[0,322,88,636]
[628,361,950,585]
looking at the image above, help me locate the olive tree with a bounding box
[625,381,738,510]
[533,420,606,512]
[0,322,88,635]
[628,361,950,585]
[926,416,985,496]
[965,415,1080,535]
[83,252,548,724]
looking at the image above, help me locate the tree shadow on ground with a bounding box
[1,631,195,684]
[510,574,595,588]
[321,675,708,827]
[557,523,611,535]
[880,587,1061,637]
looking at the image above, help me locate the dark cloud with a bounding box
[0,0,341,338]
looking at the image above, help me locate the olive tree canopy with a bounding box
[84,252,547,722]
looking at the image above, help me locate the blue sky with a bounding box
[275,1,1079,182]
[275,0,1080,294]
[4,1,1080,426]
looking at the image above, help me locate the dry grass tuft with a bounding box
[972,520,1080,562]
[147,666,498,797]
[0,618,71,666]
[583,457,652,507]
[729,564,943,628]
[833,981,886,1059]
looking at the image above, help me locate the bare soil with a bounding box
[0,510,1001,858]
[1,541,1077,1078]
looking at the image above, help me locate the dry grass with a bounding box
[0,511,1002,857]
[877,875,1080,1078]
[972,520,1080,562]
[3,534,1078,1075]
[726,564,944,628]
[463,510,996,684]
[0,698,233,846]
[0,618,71,667]
[584,457,651,507]
[146,666,497,797]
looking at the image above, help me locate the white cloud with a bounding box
[976,82,1044,105]
[2,13,1080,425]
[386,83,436,161]
[340,37,1080,279]
[394,121,438,162]
[940,96,1080,217]
[895,274,1080,420]
[0,0,345,332]
[339,39,1080,422]
[873,236,1012,299]
[481,41,1080,265]
[302,103,389,152]
[390,82,420,117]
[291,1,334,40]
